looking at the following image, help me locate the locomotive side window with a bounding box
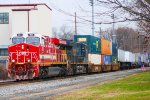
[26,37,40,45]
[12,37,25,44]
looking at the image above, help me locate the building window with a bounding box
[0,49,8,56]
[0,13,9,24]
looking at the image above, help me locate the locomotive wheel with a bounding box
[39,67,48,79]
[59,67,67,77]
[66,67,73,76]
[27,69,34,79]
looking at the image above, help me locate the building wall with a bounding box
[0,4,52,48]
[30,5,52,36]
[0,8,12,46]
[12,11,28,34]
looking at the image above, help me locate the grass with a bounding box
[55,71,150,100]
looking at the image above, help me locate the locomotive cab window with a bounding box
[26,37,40,45]
[12,37,25,44]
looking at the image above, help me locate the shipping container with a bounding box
[111,55,120,71]
[129,52,136,63]
[135,53,140,63]
[101,38,112,55]
[124,51,130,62]
[118,49,135,62]
[101,55,111,71]
[118,49,125,62]
[74,35,101,54]
[111,55,118,64]
[88,54,102,73]
[112,43,118,55]
[88,54,101,64]
[141,53,148,63]
[102,55,111,64]
[135,53,148,63]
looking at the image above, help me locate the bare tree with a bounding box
[52,27,59,37]
[52,25,74,40]
[115,27,138,51]
[96,0,150,22]
[138,21,150,36]
[96,0,150,52]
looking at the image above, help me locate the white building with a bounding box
[0,3,52,57]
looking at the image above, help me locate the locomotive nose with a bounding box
[9,43,39,63]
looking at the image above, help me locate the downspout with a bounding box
[28,11,30,32]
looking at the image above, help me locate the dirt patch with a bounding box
[101,92,120,98]
[101,90,150,98]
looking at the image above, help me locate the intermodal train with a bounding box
[7,32,149,80]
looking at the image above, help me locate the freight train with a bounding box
[7,32,149,80]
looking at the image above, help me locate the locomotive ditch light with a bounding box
[12,59,15,62]
[27,59,31,62]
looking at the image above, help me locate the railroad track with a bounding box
[0,67,148,87]
[0,75,80,87]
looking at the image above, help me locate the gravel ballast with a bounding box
[0,68,148,100]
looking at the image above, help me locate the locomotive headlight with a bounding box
[12,59,15,62]
[27,59,31,62]
[21,45,24,49]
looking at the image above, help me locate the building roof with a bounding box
[0,3,52,11]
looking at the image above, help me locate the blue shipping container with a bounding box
[103,55,111,64]
[112,43,118,56]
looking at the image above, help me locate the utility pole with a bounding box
[29,0,30,4]
[99,23,102,38]
[111,14,116,43]
[75,12,77,35]
[90,0,94,36]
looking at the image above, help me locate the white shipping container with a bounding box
[134,53,148,63]
[118,49,135,62]
[125,51,130,62]
[141,53,148,63]
[129,52,135,62]
[132,53,136,62]
[118,49,125,62]
[88,54,101,64]
[135,53,140,62]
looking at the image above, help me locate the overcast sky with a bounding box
[0,0,136,35]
